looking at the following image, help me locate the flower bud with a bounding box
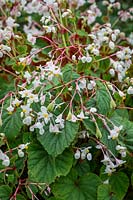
[47,102,55,112]
[87,153,92,161]
[74,150,80,159]
[18,150,24,158]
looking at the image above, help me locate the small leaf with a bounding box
[96,83,111,115]
[77,30,88,37]
[17,45,27,55]
[0,108,23,140]
[0,185,12,200]
[37,121,79,157]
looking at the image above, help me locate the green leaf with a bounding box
[0,185,12,200]
[75,160,90,176]
[99,58,110,73]
[109,172,129,200]
[77,30,88,37]
[83,118,96,135]
[28,142,73,184]
[52,170,101,200]
[0,75,15,99]
[62,64,79,83]
[98,184,112,200]
[0,108,23,140]
[37,121,79,157]
[131,173,133,188]
[16,194,26,200]
[26,185,38,199]
[17,45,27,55]
[96,83,111,115]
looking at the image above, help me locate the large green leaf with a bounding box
[109,172,129,200]
[52,170,101,200]
[0,108,22,140]
[0,185,12,200]
[96,83,111,115]
[37,121,79,157]
[28,142,73,184]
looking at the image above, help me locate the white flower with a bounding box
[6,105,14,114]
[23,116,32,126]
[49,123,60,133]
[116,145,126,157]
[45,61,62,80]
[19,89,33,98]
[86,153,92,161]
[18,143,30,150]
[108,125,123,139]
[55,114,64,129]
[127,86,133,95]
[111,33,117,41]
[86,56,92,63]
[77,110,88,119]
[6,17,18,27]
[74,150,81,159]
[81,56,87,63]
[27,94,39,104]
[72,55,76,61]
[87,80,96,90]
[27,33,36,45]
[78,78,86,90]
[38,106,50,124]
[21,104,32,116]
[118,90,125,97]
[24,71,31,83]
[71,114,78,122]
[90,107,97,113]
[2,159,10,167]
[0,150,10,167]
[109,41,115,49]
[12,98,22,107]
[109,68,115,77]
[18,150,24,157]
[81,151,86,160]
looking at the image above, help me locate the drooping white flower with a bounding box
[127,86,133,95]
[23,116,32,126]
[108,125,123,139]
[90,107,97,113]
[74,149,81,159]
[27,33,36,45]
[6,105,14,114]
[77,110,88,120]
[0,150,10,167]
[87,80,96,90]
[86,153,92,161]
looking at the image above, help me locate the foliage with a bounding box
[0,0,133,199]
